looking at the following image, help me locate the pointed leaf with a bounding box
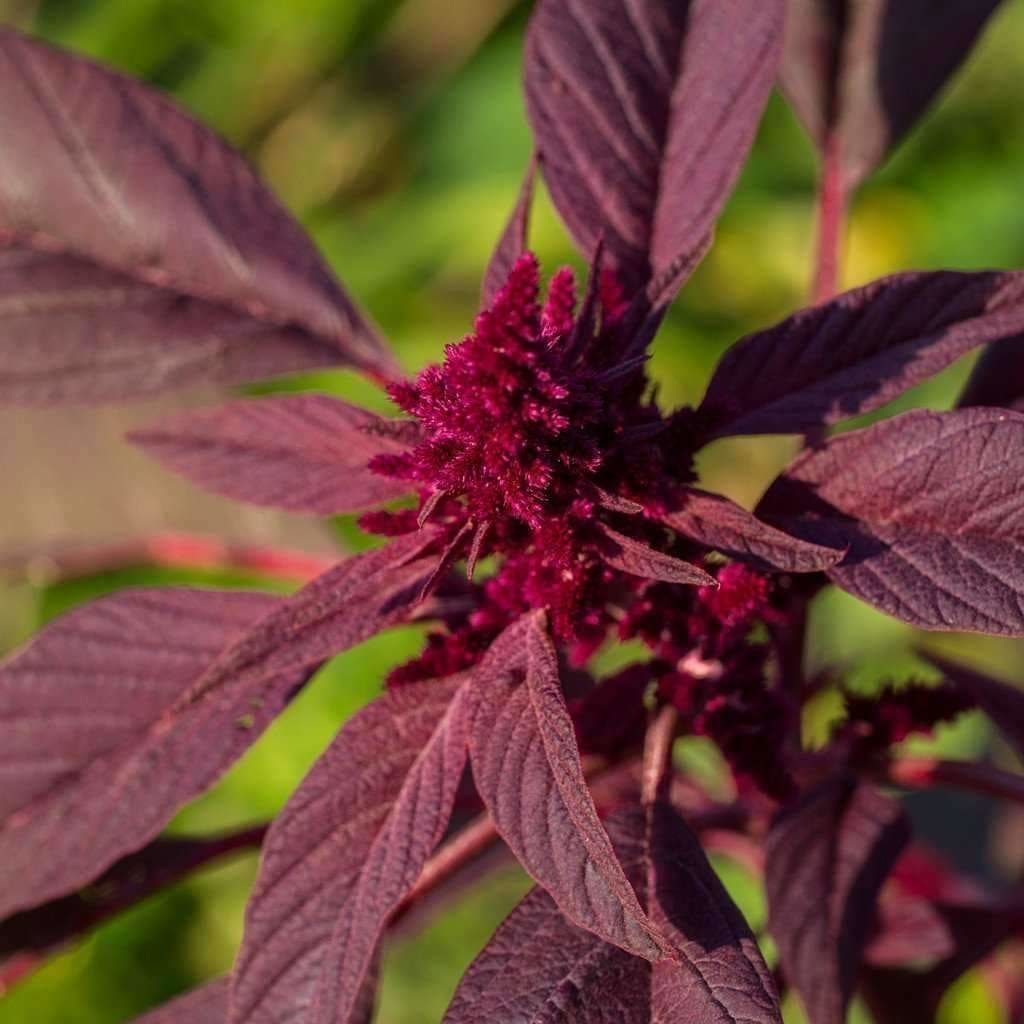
[468,612,666,960]
[782,1,1003,187]
[699,271,1024,439]
[0,588,278,823]
[765,777,910,1024]
[1,828,264,986]
[661,488,844,572]
[924,652,1024,760]
[0,533,436,918]
[648,799,781,1024]
[759,408,1024,635]
[599,523,717,586]
[130,395,413,515]
[0,29,394,404]
[445,807,780,1023]
[524,0,783,300]
[861,899,1024,1024]
[443,877,650,1024]
[958,332,1024,411]
[230,676,469,1024]
[481,158,536,309]
[133,980,229,1024]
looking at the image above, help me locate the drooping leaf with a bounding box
[598,523,717,587]
[129,394,413,515]
[923,652,1024,759]
[958,333,1024,410]
[524,0,783,302]
[0,588,278,823]
[0,827,265,989]
[132,980,229,1024]
[647,800,781,1023]
[229,676,470,1024]
[861,899,1024,1024]
[698,271,1024,439]
[0,533,437,919]
[468,612,666,960]
[443,869,650,1024]
[0,29,394,404]
[765,777,910,1024]
[781,1,1003,188]
[660,487,844,573]
[445,806,781,1023]
[863,891,955,968]
[759,408,1024,635]
[481,158,536,308]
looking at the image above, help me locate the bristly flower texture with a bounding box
[4,3,1024,1024]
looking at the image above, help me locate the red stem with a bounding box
[883,757,1024,806]
[0,532,337,586]
[812,135,847,304]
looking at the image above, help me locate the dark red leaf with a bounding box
[647,800,781,1023]
[0,587,278,824]
[129,394,413,515]
[863,893,954,968]
[660,487,844,573]
[861,899,1024,1024]
[0,29,394,404]
[230,675,469,1024]
[0,533,436,919]
[524,0,783,302]
[0,827,265,988]
[445,806,781,1023]
[443,874,650,1024]
[958,333,1024,410]
[765,777,910,1024]
[132,980,229,1024]
[480,157,536,309]
[923,652,1024,759]
[699,271,1024,439]
[782,1,1003,187]
[468,612,666,960]
[759,408,1024,635]
[598,523,717,586]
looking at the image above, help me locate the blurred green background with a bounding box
[3,0,1024,1021]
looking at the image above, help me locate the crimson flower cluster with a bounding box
[4,4,1024,1024]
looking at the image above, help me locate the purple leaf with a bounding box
[481,158,536,309]
[958,332,1024,411]
[0,588,278,823]
[699,271,1024,439]
[468,612,666,960]
[0,533,436,919]
[648,799,781,1024]
[765,777,910,1024]
[861,899,1024,1024]
[132,980,229,1024]
[660,487,844,573]
[923,652,1024,759]
[598,523,717,586]
[129,394,413,515]
[229,675,469,1024]
[759,408,1024,635]
[445,806,780,1023]
[782,1,1003,187]
[863,892,955,968]
[524,0,783,302]
[443,874,650,1024]
[0,29,395,404]
[0,828,264,986]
